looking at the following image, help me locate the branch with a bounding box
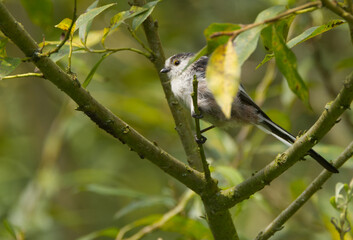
[256,141,353,240]
[0,2,207,195]
[210,1,322,39]
[208,71,353,211]
[321,0,353,24]
[132,0,204,172]
[321,0,353,43]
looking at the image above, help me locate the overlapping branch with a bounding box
[207,71,353,211]
[0,2,207,195]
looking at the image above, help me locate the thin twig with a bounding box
[127,25,154,55]
[1,72,44,80]
[210,1,322,39]
[348,0,353,14]
[40,0,77,57]
[116,190,195,240]
[84,47,151,59]
[192,75,212,183]
[255,141,353,240]
[67,0,77,72]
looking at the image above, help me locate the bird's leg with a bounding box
[200,125,215,134]
[191,107,207,143]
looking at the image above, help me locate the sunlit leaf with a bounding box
[75,3,116,32]
[0,57,21,79]
[132,0,161,31]
[287,19,345,48]
[258,20,346,68]
[204,23,241,54]
[79,0,99,45]
[114,196,175,219]
[55,18,75,33]
[234,5,286,67]
[82,52,111,88]
[20,0,53,28]
[272,24,310,109]
[77,227,119,240]
[206,40,240,118]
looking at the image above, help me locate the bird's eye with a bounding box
[173,60,180,66]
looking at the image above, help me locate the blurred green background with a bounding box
[0,0,352,239]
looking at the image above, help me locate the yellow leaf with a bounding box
[55,18,75,34]
[206,40,240,118]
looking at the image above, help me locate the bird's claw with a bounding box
[195,134,207,144]
[192,112,203,119]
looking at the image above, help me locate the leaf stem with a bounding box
[84,47,151,59]
[210,1,322,39]
[40,0,77,58]
[1,72,44,80]
[127,25,154,55]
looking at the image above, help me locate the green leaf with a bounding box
[3,220,17,239]
[287,19,345,48]
[0,57,21,79]
[82,184,147,198]
[183,46,207,71]
[82,53,111,88]
[204,23,241,54]
[77,227,118,240]
[272,24,310,108]
[329,196,338,210]
[234,5,286,67]
[75,3,116,32]
[336,57,353,70]
[214,165,244,187]
[0,37,8,57]
[162,215,212,239]
[79,0,99,45]
[257,20,346,68]
[131,0,161,31]
[289,179,307,199]
[206,40,240,118]
[20,0,53,28]
[114,196,175,219]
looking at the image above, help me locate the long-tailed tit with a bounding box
[161,52,338,173]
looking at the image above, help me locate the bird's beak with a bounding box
[160,68,170,73]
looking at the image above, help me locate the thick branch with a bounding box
[256,141,353,240]
[0,3,207,194]
[132,0,204,171]
[208,71,353,211]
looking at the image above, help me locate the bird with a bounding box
[160,52,339,173]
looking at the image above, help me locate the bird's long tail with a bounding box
[257,116,338,173]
